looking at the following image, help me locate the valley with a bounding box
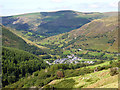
[1,10,119,88]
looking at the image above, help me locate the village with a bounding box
[46,54,95,65]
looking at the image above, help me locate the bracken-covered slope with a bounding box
[39,16,118,52]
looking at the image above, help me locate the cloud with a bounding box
[1,0,119,16]
[51,0,63,3]
[109,1,118,8]
[89,4,99,8]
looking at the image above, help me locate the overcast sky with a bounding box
[0,0,119,16]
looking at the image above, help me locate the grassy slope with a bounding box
[8,28,49,50]
[2,25,49,56]
[2,25,28,50]
[47,69,118,88]
[4,60,118,88]
[39,16,118,52]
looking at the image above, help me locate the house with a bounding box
[84,61,94,64]
[78,49,82,51]
[67,55,72,58]
[74,61,79,64]
[46,61,52,65]
[52,54,82,64]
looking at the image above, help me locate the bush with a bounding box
[34,71,39,76]
[56,71,64,78]
[110,67,119,76]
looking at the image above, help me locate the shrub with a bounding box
[34,71,39,76]
[56,71,64,78]
[110,67,119,76]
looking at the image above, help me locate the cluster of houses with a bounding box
[53,54,81,64]
[46,54,95,65]
[82,61,94,64]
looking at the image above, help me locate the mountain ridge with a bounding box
[2,10,117,42]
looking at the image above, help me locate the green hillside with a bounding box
[2,10,117,42]
[38,16,118,52]
[46,69,118,88]
[3,60,119,88]
[2,25,48,56]
[1,11,118,89]
[2,46,49,87]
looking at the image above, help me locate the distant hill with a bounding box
[2,10,117,42]
[39,16,118,52]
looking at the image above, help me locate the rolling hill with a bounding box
[38,16,118,52]
[2,10,117,42]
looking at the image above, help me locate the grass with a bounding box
[88,52,103,56]
[47,69,118,88]
[83,61,110,69]
[80,59,100,61]
[52,79,76,88]
[87,74,118,88]
[99,81,118,88]
[8,28,49,50]
[38,16,117,53]
[103,53,115,58]
[63,50,71,55]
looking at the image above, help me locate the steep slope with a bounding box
[45,69,118,88]
[2,46,49,87]
[2,10,117,42]
[39,16,118,52]
[2,25,48,55]
[4,60,118,88]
